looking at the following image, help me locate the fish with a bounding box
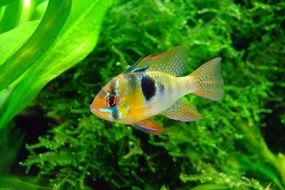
[90,46,223,135]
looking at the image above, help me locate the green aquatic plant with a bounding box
[0,175,50,190]
[1,0,285,189]
[0,0,112,128]
[0,0,112,187]
[19,0,285,189]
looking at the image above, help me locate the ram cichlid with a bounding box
[90,46,223,134]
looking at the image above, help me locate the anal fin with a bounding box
[161,101,201,122]
[133,119,165,135]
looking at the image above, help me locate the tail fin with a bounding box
[188,57,224,101]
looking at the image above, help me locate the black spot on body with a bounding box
[141,75,156,101]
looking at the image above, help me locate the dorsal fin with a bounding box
[125,46,189,76]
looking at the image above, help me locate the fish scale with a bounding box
[135,71,185,119]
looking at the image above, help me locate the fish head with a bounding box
[90,75,130,122]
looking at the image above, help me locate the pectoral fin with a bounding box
[133,119,165,135]
[161,101,202,122]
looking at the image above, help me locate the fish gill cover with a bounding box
[0,0,285,190]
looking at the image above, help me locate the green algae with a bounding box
[1,0,285,189]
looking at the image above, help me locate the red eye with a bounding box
[107,96,117,107]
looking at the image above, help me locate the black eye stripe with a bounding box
[109,80,116,95]
[112,108,118,120]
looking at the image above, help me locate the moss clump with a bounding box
[20,0,285,189]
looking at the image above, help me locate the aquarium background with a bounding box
[0,0,285,189]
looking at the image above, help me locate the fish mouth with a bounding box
[90,105,97,114]
[90,105,106,120]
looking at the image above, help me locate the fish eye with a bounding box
[106,96,117,107]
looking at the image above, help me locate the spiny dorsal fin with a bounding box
[161,101,202,122]
[125,46,189,76]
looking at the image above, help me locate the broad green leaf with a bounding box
[0,0,36,33]
[0,21,39,110]
[0,0,72,91]
[0,176,50,190]
[277,153,285,185]
[0,126,24,173]
[0,21,39,65]
[0,89,10,110]
[18,0,36,24]
[0,0,17,7]
[0,7,4,20]
[0,0,113,128]
[31,1,48,20]
[191,184,229,190]
[0,1,22,33]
